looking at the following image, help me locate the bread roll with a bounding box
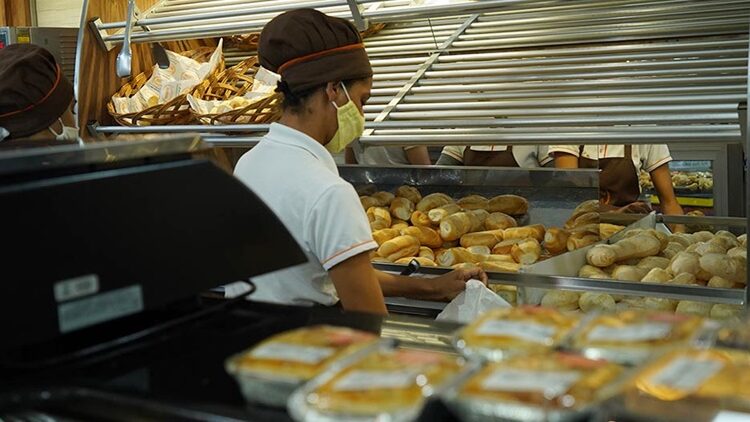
[489,284,517,305]
[637,256,671,271]
[356,184,378,196]
[482,254,516,263]
[367,207,392,227]
[600,224,624,240]
[371,191,395,207]
[389,197,415,221]
[401,226,443,249]
[586,234,661,267]
[479,261,521,273]
[727,246,747,261]
[715,230,740,247]
[687,241,726,256]
[360,196,379,210]
[675,300,712,317]
[570,223,600,236]
[541,290,580,312]
[579,292,616,313]
[565,211,599,229]
[488,194,529,215]
[612,265,648,282]
[639,297,677,312]
[466,245,491,255]
[410,211,433,227]
[416,193,453,212]
[418,247,435,261]
[667,234,693,248]
[391,221,409,231]
[440,211,483,241]
[544,228,570,255]
[511,238,542,265]
[690,231,714,243]
[377,235,420,262]
[492,239,523,255]
[567,232,600,251]
[484,212,518,231]
[669,251,701,276]
[395,185,422,204]
[738,233,747,248]
[710,304,743,320]
[372,228,401,246]
[428,203,462,224]
[503,224,546,242]
[707,275,733,288]
[460,229,504,248]
[437,247,477,267]
[395,256,436,267]
[579,265,609,278]
[471,209,490,225]
[641,268,671,283]
[661,241,686,259]
[568,199,599,222]
[457,194,489,210]
[669,272,698,285]
[700,253,747,284]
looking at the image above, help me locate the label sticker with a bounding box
[250,343,335,365]
[587,322,672,343]
[476,320,557,344]
[648,357,723,392]
[58,285,143,333]
[54,274,100,302]
[334,370,416,391]
[481,369,581,397]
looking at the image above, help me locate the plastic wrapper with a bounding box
[613,348,750,421]
[443,352,624,422]
[569,309,709,365]
[224,325,378,407]
[454,306,580,361]
[287,343,474,422]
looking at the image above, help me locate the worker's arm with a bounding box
[375,267,487,301]
[554,152,580,169]
[650,163,686,232]
[328,252,387,315]
[405,146,432,165]
[345,146,358,164]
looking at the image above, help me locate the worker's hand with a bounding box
[430,268,488,301]
[615,201,652,214]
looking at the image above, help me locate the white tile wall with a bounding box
[36,0,83,28]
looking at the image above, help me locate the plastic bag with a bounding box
[436,279,511,324]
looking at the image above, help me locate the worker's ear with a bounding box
[325,81,343,104]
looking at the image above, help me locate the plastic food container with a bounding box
[442,352,625,422]
[613,348,750,421]
[568,309,709,365]
[224,325,379,407]
[454,306,580,361]
[287,342,475,422]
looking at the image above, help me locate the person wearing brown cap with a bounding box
[0,44,79,148]
[234,9,485,315]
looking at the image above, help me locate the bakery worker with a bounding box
[550,145,685,219]
[437,145,553,168]
[345,144,432,165]
[234,9,486,315]
[0,44,80,149]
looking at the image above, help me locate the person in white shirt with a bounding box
[550,145,684,222]
[437,145,553,168]
[234,9,486,315]
[345,144,432,165]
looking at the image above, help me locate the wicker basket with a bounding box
[190,56,282,125]
[107,47,224,126]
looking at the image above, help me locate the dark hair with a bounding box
[276,78,366,114]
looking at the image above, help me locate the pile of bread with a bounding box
[362,187,623,274]
[639,170,713,192]
[542,228,747,319]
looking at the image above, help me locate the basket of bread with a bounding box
[108,42,225,126]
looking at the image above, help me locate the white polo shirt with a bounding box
[440,145,553,167]
[548,145,672,173]
[351,141,419,165]
[234,123,378,306]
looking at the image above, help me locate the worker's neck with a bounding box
[278,113,330,146]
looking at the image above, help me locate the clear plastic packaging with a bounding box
[612,348,750,421]
[224,325,379,407]
[287,342,475,422]
[454,306,580,361]
[443,352,625,422]
[568,309,709,365]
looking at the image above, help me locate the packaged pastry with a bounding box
[569,310,707,365]
[288,344,472,422]
[443,352,624,422]
[618,348,750,421]
[454,306,579,361]
[225,325,378,406]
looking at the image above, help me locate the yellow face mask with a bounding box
[325,82,365,153]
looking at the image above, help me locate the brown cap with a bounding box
[0,44,74,139]
[259,9,372,94]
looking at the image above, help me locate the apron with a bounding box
[591,145,641,207]
[463,146,519,167]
